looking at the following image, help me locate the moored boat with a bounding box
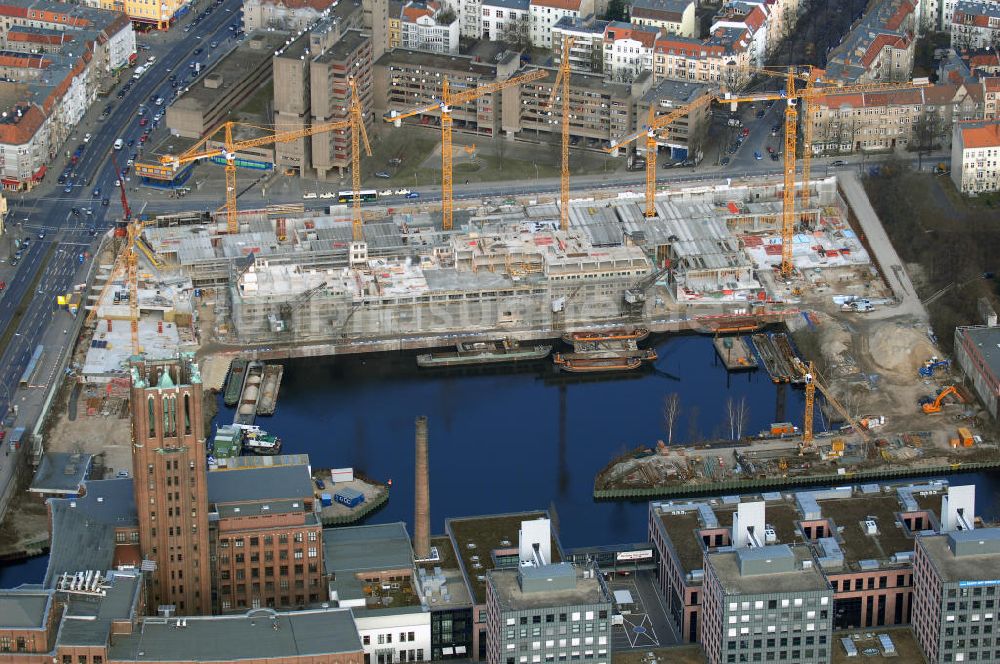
[243,428,282,455]
[561,328,649,344]
[223,358,248,407]
[417,338,551,368]
[552,348,657,373]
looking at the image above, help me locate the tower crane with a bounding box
[160,78,371,237]
[548,37,575,231]
[606,93,714,218]
[384,69,548,231]
[792,358,869,450]
[719,67,928,277]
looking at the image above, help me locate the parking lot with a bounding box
[606,569,680,651]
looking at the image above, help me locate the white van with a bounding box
[133,65,146,79]
[146,55,156,65]
[114,138,124,151]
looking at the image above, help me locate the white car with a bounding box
[319,192,335,199]
[394,188,410,196]
[302,192,318,199]
[153,113,162,122]
[126,159,134,166]
[155,97,164,106]
[379,189,394,197]
[84,133,92,143]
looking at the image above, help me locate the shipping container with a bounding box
[334,487,364,508]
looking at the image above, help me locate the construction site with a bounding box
[36,63,1000,507]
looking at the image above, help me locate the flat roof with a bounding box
[819,493,915,565]
[107,607,363,661]
[207,464,313,505]
[919,529,1000,584]
[447,511,559,605]
[488,565,610,611]
[323,522,414,574]
[958,325,1000,380]
[60,570,143,648]
[29,452,91,494]
[707,545,829,596]
[0,589,51,629]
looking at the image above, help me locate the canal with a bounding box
[4,334,1000,586]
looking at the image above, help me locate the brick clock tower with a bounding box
[130,354,212,616]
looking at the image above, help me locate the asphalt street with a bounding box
[0,0,245,516]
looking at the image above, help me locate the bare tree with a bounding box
[663,393,681,445]
[726,396,750,440]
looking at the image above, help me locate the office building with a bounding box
[702,544,834,664]
[955,324,1000,414]
[129,355,212,616]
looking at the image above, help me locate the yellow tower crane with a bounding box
[793,358,869,449]
[383,69,547,230]
[606,93,714,218]
[160,79,371,238]
[719,68,927,277]
[548,36,575,231]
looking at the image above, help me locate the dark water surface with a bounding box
[4,334,1000,586]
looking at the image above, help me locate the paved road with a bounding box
[0,0,245,518]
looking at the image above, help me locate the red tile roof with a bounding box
[743,4,767,32]
[860,32,910,68]
[884,0,914,30]
[985,77,1000,92]
[531,0,583,10]
[7,29,74,46]
[0,53,50,69]
[604,23,659,47]
[0,103,45,145]
[961,123,1000,149]
[654,36,709,56]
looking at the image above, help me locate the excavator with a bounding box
[921,386,961,414]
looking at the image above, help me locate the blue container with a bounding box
[320,492,333,507]
[334,488,364,508]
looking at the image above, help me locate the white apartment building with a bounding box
[552,15,606,72]
[952,121,1000,193]
[951,0,1000,49]
[630,0,696,37]
[603,21,659,82]
[0,106,50,188]
[529,0,593,48]
[481,0,530,41]
[401,0,459,53]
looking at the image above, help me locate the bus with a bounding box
[337,189,378,204]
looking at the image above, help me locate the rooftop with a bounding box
[960,122,1000,149]
[0,588,51,629]
[488,564,611,611]
[323,522,415,574]
[28,452,92,495]
[918,528,1000,584]
[707,544,829,596]
[819,493,916,564]
[207,463,314,506]
[958,326,1000,377]
[58,570,143,648]
[447,511,559,605]
[107,607,363,661]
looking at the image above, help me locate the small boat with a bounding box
[561,328,649,344]
[417,338,552,368]
[233,361,264,428]
[553,349,657,373]
[243,428,282,455]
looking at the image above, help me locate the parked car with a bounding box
[720,157,731,166]
[770,153,780,161]
[139,118,148,127]
[831,159,847,166]
[314,478,325,490]
[64,183,73,193]
[754,151,762,160]
[155,97,164,106]
[101,198,110,206]
[379,189,393,197]
[375,171,391,178]
[405,191,420,199]
[394,188,410,196]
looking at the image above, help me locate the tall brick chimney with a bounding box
[414,416,430,559]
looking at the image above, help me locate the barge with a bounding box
[222,358,248,407]
[553,349,657,373]
[416,338,551,368]
[713,336,759,371]
[562,328,649,344]
[233,361,264,428]
[256,364,284,416]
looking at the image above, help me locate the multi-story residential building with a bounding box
[603,21,659,83]
[629,0,696,37]
[481,0,530,42]
[272,12,374,180]
[129,356,212,616]
[84,0,186,29]
[0,0,134,190]
[515,67,635,148]
[401,0,459,53]
[913,526,1000,664]
[243,0,338,31]
[166,31,284,139]
[701,544,834,664]
[209,464,325,612]
[374,47,520,138]
[806,83,980,155]
[529,0,593,48]
[389,0,404,47]
[484,518,612,664]
[649,484,962,645]
[552,15,607,72]
[652,29,752,88]
[710,1,768,65]
[951,121,1000,193]
[951,0,1000,50]
[325,523,432,663]
[824,0,916,84]
[484,562,613,664]
[453,0,485,37]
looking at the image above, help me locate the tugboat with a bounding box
[561,328,649,344]
[553,348,658,373]
[243,427,283,455]
[417,338,552,368]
